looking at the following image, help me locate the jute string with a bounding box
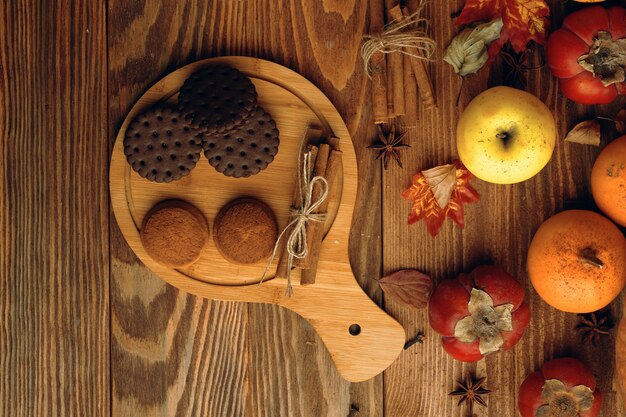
[259,150,328,296]
[361,7,436,78]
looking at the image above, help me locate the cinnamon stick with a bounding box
[301,149,343,285]
[386,2,405,116]
[327,135,340,150]
[276,128,322,279]
[295,143,330,269]
[369,0,388,123]
[388,6,436,109]
[402,53,419,125]
[386,57,395,117]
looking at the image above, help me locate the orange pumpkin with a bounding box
[527,210,626,313]
[591,135,626,226]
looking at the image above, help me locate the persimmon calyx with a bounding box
[536,379,594,417]
[454,288,513,354]
[578,31,626,87]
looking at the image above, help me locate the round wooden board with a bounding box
[110,57,404,382]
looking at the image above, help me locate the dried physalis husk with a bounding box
[378,269,432,309]
[564,120,601,147]
[444,18,503,76]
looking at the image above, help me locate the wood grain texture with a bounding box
[6,0,626,415]
[0,0,109,416]
[382,1,626,416]
[617,299,626,412]
[108,0,381,415]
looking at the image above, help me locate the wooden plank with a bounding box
[0,0,109,416]
[108,0,382,414]
[382,1,626,416]
[107,0,253,413]
[109,254,249,417]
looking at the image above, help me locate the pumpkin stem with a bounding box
[579,247,605,270]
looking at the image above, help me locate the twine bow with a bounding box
[260,151,328,296]
[361,7,436,78]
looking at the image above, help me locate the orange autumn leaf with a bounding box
[401,160,480,237]
[455,0,550,59]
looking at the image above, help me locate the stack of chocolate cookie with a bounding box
[123,65,280,182]
[179,65,280,178]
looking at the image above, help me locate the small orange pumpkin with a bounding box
[591,135,626,226]
[527,210,626,313]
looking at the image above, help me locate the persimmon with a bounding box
[519,358,602,417]
[527,210,626,313]
[591,135,626,226]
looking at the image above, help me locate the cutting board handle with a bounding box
[284,284,405,382]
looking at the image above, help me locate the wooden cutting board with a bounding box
[109,56,405,382]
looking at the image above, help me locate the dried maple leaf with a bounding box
[564,120,601,147]
[401,160,480,237]
[455,0,550,60]
[378,270,432,309]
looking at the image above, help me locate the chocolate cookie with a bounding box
[140,199,209,268]
[202,108,280,178]
[124,107,202,183]
[213,198,278,265]
[178,65,258,133]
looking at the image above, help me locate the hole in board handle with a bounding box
[348,324,361,336]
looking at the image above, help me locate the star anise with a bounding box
[576,311,614,346]
[449,373,491,417]
[500,44,544,90]
[368,124,410,170]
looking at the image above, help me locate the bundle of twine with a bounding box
[361,7,436,78]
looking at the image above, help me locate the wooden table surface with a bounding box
[2,0,626,416]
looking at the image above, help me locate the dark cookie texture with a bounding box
[202,107,280,178]
[178,65,258,133]
[124,107,202,183]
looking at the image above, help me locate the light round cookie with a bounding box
[213,198,278,265]
[140,200,209,268]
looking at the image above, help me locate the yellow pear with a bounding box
[456,86,556,184]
